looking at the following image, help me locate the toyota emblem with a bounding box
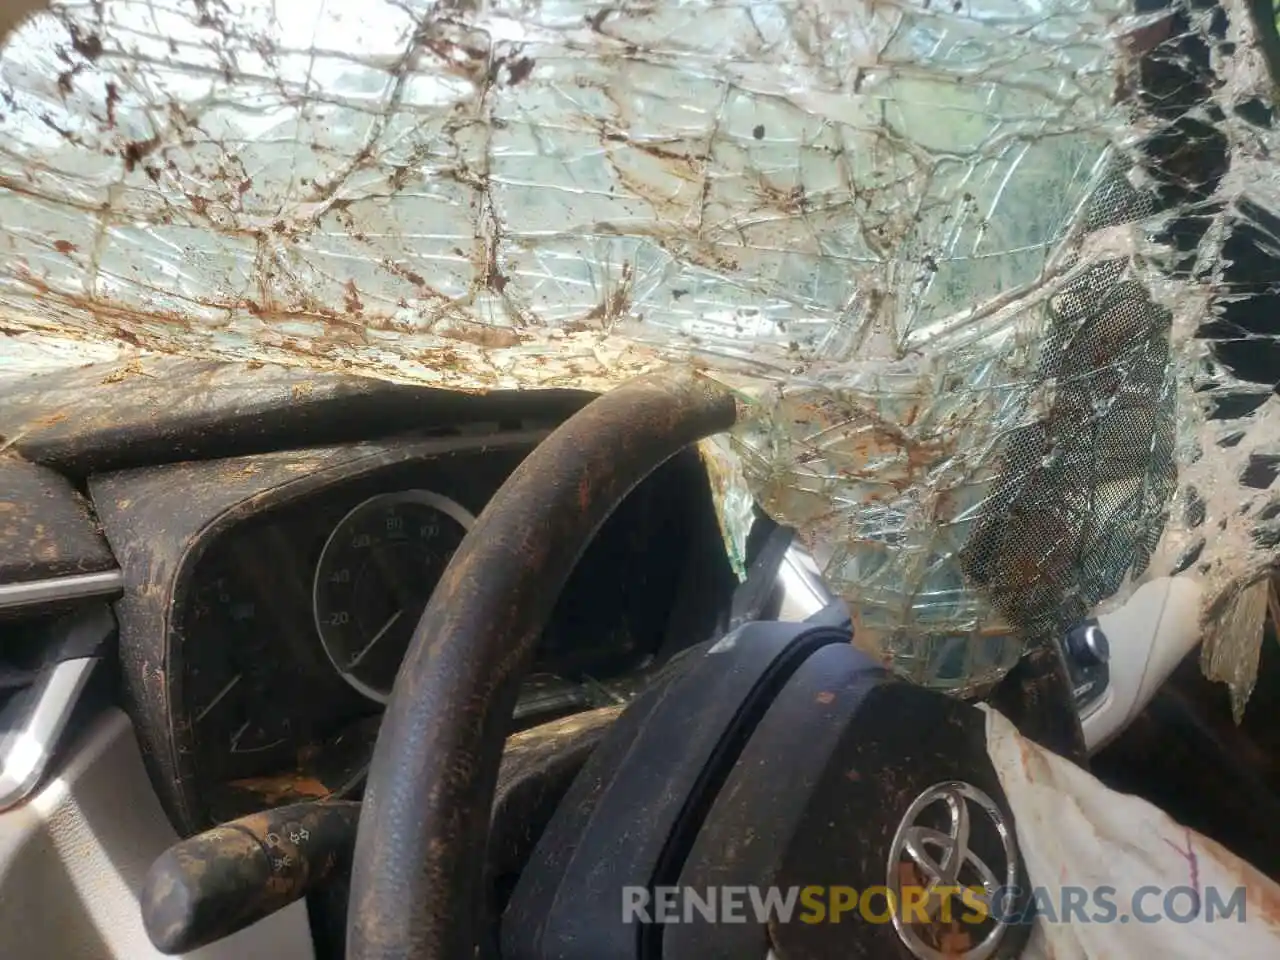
[885,781,1018,960]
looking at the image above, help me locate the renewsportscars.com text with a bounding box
[621,885,1247,926]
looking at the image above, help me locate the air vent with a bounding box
[0,603,115,810]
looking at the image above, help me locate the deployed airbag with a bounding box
[983,704,1280,957]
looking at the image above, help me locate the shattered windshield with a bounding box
[1,0,1278,708]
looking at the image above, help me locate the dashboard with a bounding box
[0,360,736,836]
[0,357,736,836]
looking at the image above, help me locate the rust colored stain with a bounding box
[506,56,535,86]
[894,859,976,955]
[343,279,364,316]
[226,774,331,805]
[69,30,102,60]
[940,927,973,956]
[1196,833,1280,930]
[53,239,76,254]
[438,322,523,348]
[141,800,360,953]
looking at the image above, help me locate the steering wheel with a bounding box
[345,369,1085,960]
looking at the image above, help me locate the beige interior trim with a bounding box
[0,708,314,960]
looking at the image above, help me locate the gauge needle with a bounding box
[347,610,403,669]
[194,673,241,723]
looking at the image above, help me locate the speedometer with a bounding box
[313,490,474,702]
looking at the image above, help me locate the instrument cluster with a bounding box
[174,447,687,824]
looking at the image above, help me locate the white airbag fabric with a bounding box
[982,705,1280,958]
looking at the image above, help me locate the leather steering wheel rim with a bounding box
[345,368,1087,959]
[346,369,739,960]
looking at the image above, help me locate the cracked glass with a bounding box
[1,0,1278,707]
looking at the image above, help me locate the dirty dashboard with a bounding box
[0,360,736,834]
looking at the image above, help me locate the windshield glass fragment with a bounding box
[1,0,1277,703]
